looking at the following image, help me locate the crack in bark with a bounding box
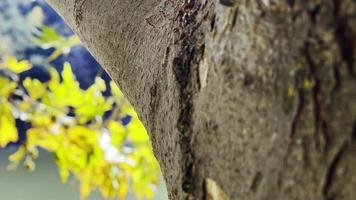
[322,141,347,200]
[289,3,327,143]
[305,40,330,151]
[303,1,333,150]
[173,44,195,197]
[290,86,305,139]
[172,0,203,198]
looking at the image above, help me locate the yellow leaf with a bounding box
[18,101,31,112]
[0,103,18,147]
[2,55,32,73]
[127,115,149,143]
[9,145,26,162]
[56,150,70,183]
[27,128,59,150]
[110,81,123,98]
[62,62,75,84]
[30,113,52,126]
[23,77,47,99]
[67,126,98,147]
[7,145,26,170]
[0,77,17,97]
[46,63,83,108]
[48,67,60,87]
[48,36,80,61]
[108,121,126,146]
[80,175,93,199]
[118,175,128,199]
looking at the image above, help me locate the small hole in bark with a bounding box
[243,74,254,86]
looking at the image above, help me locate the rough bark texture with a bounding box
[46,0,356,199]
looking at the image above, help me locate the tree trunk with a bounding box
[46,0,356,199]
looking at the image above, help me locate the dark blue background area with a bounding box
[22,45,111,90]
[19,0,73,37]
[16,0,111,89]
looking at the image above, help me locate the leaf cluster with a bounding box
[0,56,160,200]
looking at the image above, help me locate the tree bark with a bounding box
[46,0,356,199]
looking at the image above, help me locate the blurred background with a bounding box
[0,147,168,200]
[0,0,168,199]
